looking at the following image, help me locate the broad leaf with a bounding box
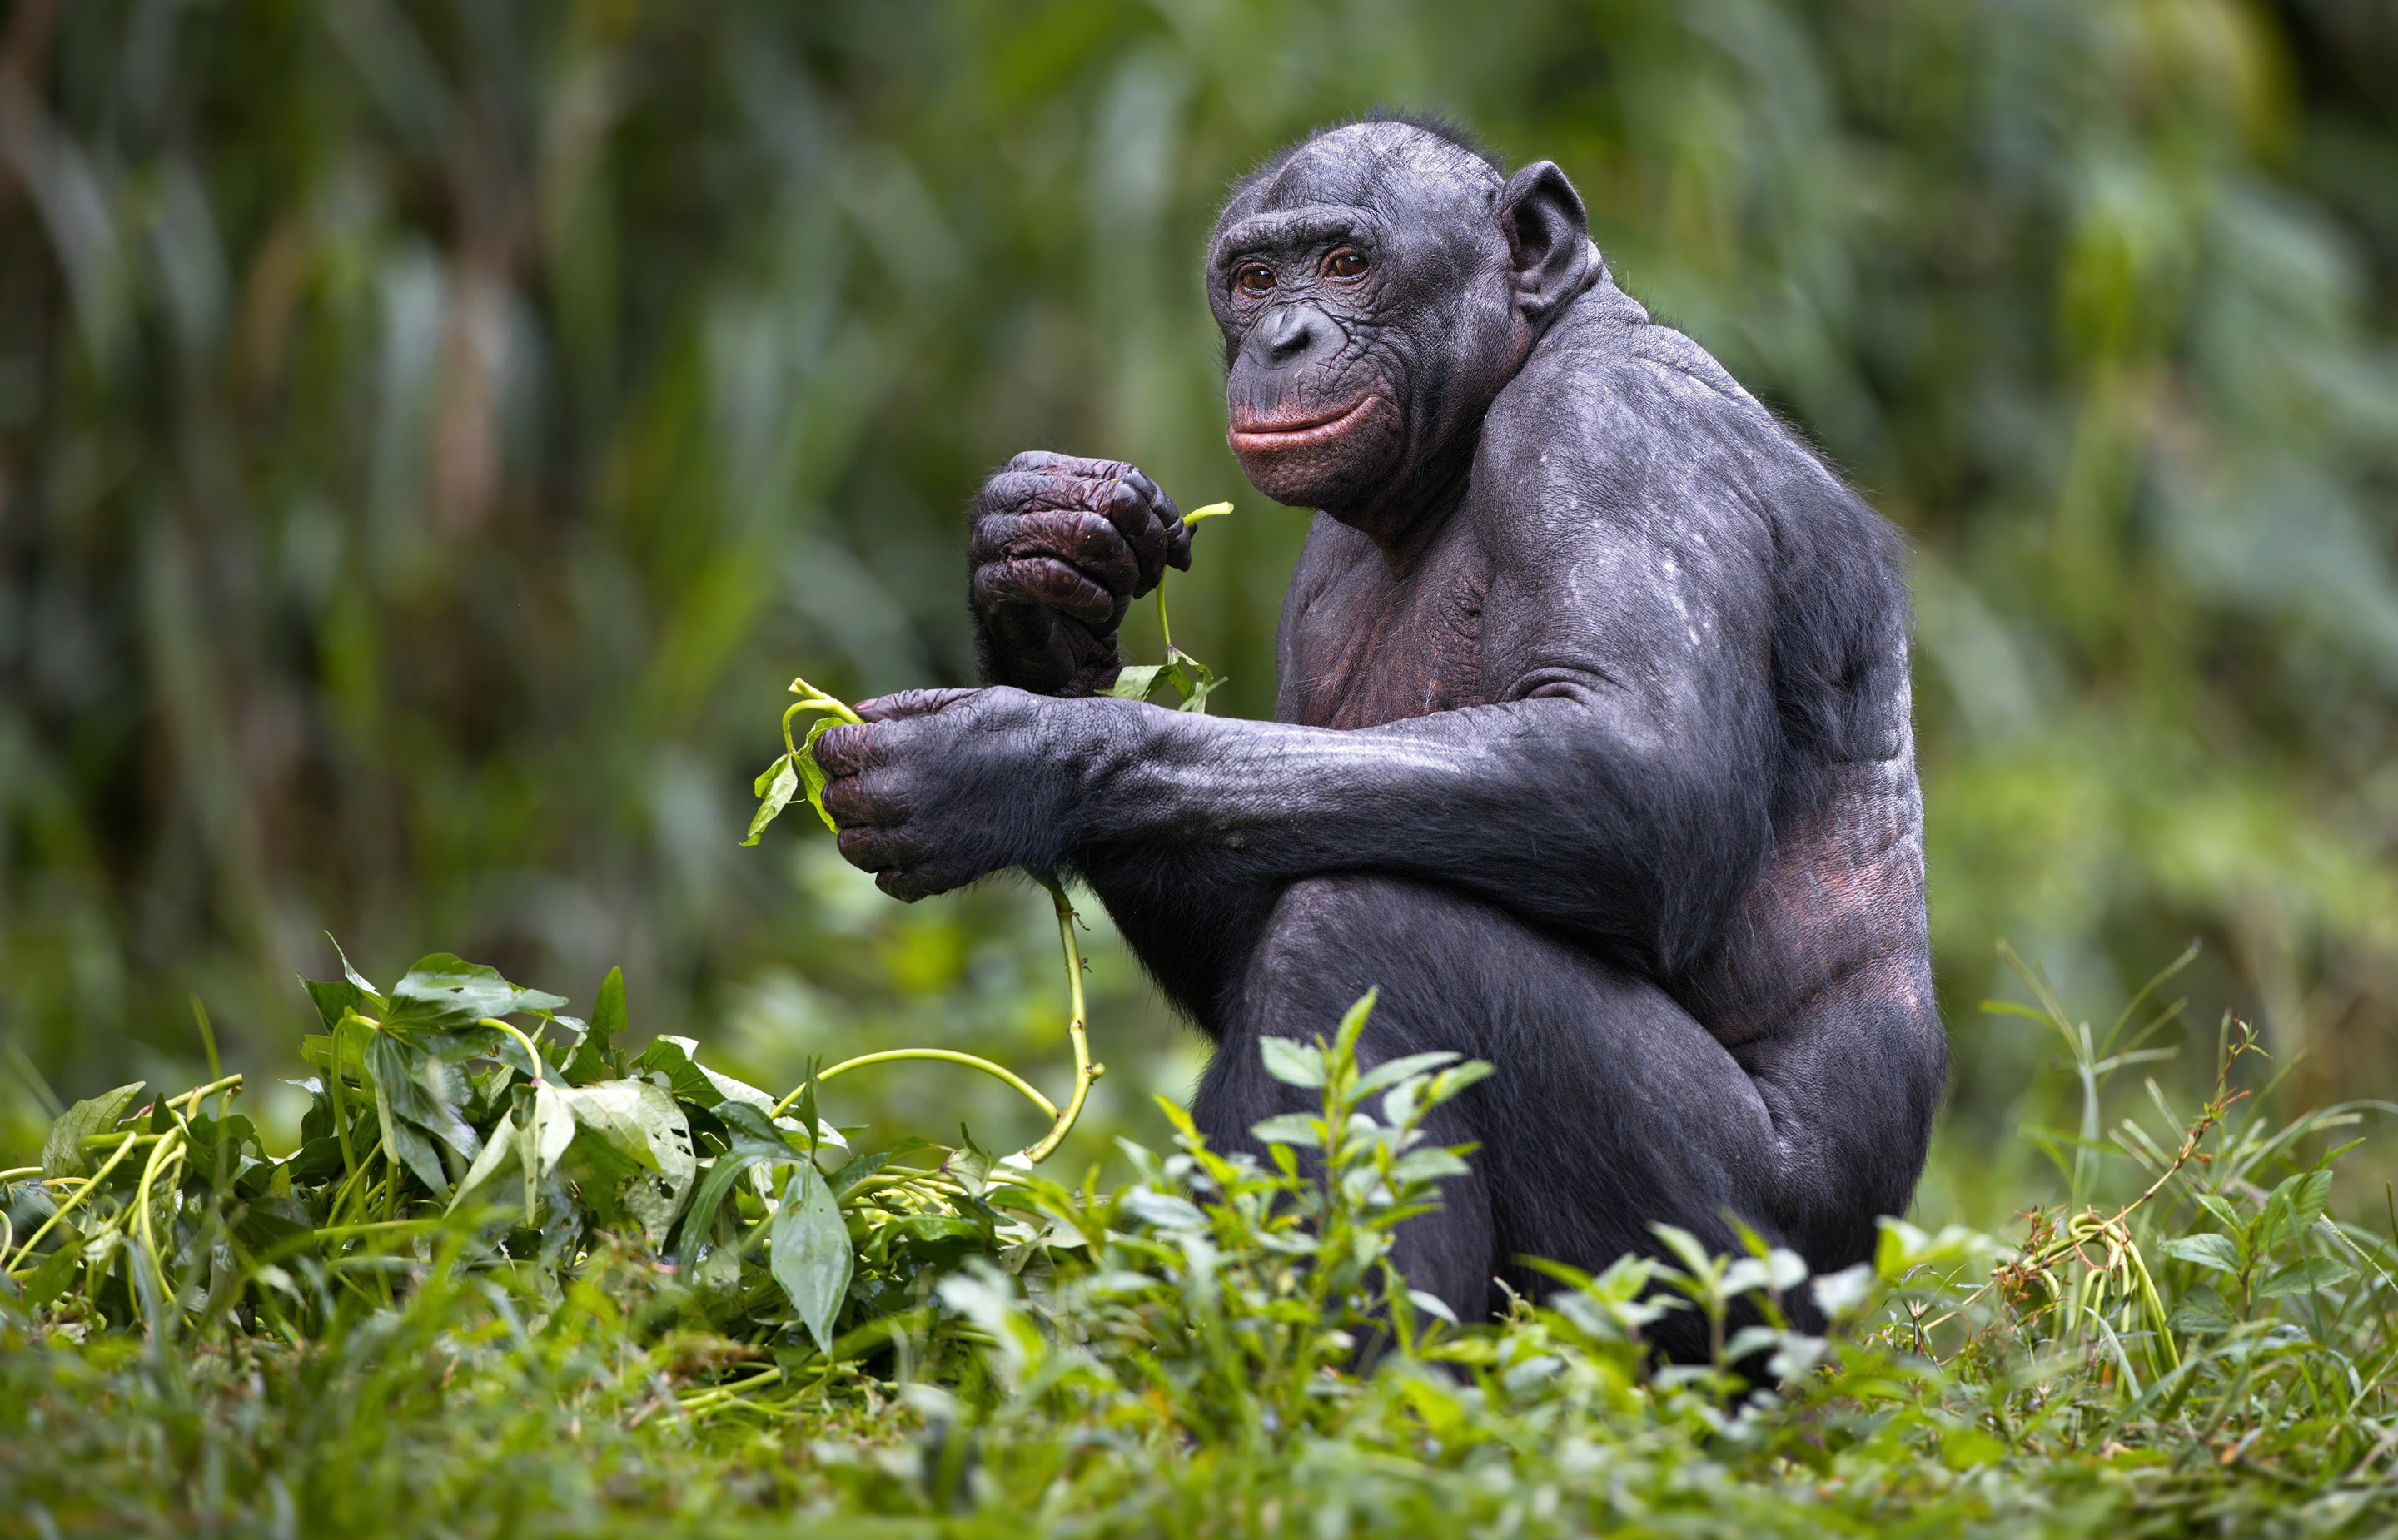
[2162,1232,2241,1274]
[1260,1036,1326,1089]
[364,1030,480,1165]
[42,1083,144,1179]
[1250,1112,1323,1149]
[383,954,567,1035]
[770,1160,853,1354]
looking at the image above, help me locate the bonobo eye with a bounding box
[1322,249,1368,280]
[1234,262,1276,297]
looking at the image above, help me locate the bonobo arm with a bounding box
[818,383,1793,1019]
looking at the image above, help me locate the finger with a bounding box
[968,509,1140,597]
[853,688,979,723]
[1118,466,1192,572]
[1008,450,1135,484]
[1097,480,1169,596]
[973,556,1117,627]
[877,863,963,902]
[820,764,903,827]
[812,722,877,779]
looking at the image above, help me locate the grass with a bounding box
[4,946,2398,1538]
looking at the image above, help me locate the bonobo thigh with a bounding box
[1195,874,1794,1348]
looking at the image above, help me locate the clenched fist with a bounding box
[968,451,1191,695]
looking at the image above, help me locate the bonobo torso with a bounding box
[1276,276,1933,1083]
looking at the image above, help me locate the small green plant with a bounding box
[7,946,2398,1534]
[736,499,1233,1171]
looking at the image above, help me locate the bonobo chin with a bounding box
[813,115,1944,1362]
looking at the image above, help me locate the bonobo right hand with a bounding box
[968,451,1190,696]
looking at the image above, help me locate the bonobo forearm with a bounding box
[1061,693,1775,976]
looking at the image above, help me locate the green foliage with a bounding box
[7,0,2398,1181]
[7,956,2398,1533]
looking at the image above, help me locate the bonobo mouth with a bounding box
[1226,394,1381,455]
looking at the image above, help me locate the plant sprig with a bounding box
[738,499,1231,1166]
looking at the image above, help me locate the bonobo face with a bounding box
[1206,124,1530,542]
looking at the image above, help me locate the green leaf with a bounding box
[2257,1256,2356,1297]
[565,967,626,1083]
[448,1105,522,1220]
[1259,1036,1327,1089]
[2162,1232,2241,1274]
[798,716,840,832]
[947,1125,994,1197]
[300,975,376,1032]
[1354,1051,1462,1097]
[675,1108,804,1270]
[20,1233,86,1308]
[2263,1169,2332,1252]
[561,1079,697,1247]
[42,1083,144,1179]
[364,1030,480,1165]
[1104,664,1164,702]
[2169,1284,2236,1334]
[1250,1112,1323,1148]
[742,754,799,846]
[384,954,567,1034]
[771,1160,853,1354]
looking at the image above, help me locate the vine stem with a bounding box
[477,1016,551,1083]
[1020,878,1100,1164]
[4,1126,147,1274]
[769,878,1103,1165]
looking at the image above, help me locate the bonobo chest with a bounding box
[1275,511,1491,729]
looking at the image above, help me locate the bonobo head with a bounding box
[1206,118,1600,548]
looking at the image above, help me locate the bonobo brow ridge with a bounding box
[1212,206,1375,268]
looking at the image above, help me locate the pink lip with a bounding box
[1227,395,1379,453]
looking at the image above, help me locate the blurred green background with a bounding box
[2,0,2396,1219]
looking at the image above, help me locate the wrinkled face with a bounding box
[1207,125,1528,533]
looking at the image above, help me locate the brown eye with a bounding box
[1324,249,1368,279]
[1235,263,1276,296]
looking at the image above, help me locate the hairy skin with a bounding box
[817,118,1945,1356]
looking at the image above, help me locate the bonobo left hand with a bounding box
[813,687,1085,900]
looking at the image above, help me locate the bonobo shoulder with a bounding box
[1476,281,1860,555]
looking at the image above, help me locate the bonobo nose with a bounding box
[1245,303,1340,371]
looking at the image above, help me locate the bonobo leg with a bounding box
[1193,874,1810,1360]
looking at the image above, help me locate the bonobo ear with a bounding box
[1497,161,1595,326]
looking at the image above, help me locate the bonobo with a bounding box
[816,117,1945,1354]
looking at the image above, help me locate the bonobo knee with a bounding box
[1238,875,1465,1033]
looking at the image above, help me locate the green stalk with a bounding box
[5,1126,147,1273]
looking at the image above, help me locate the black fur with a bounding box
[816,121,1945,1357]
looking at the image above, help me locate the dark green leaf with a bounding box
[383,953,568,1034]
